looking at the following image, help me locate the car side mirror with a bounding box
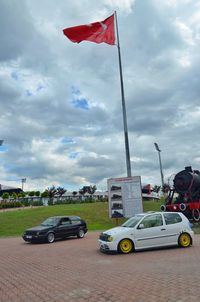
[138,223,144,229]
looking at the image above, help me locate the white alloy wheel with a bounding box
[47,232,55,243]
[77,229,85,238]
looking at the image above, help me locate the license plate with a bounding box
[26,235,32,239]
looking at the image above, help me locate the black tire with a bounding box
[77,229,85,238]
[47,232,55,243]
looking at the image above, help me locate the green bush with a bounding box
[32,200,43,206]
[0,201,23,209]
[21,198,30,207]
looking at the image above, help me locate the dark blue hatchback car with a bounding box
[22,216,87,243]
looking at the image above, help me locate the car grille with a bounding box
[25,231,37,235]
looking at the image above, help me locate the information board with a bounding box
[107,176,143,218]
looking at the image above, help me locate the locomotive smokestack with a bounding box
[185,166,192,172]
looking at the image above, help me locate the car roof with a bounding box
[48,216,81,219]
[139,211,183,216]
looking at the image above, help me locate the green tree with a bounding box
[46,186,57,204]
[56,187,66,197]
[152,185,161,193]
[89,185,97,195]
[35,191,41,197]
[2,192,9,200]
[12,192,17,200]
[79,185,97,195]
[18,192,26,198]
[28,191,35,197]
[41,191,49,198]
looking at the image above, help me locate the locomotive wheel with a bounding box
[178,233,192,248]
[179,203,186,211]
[192,209,200,222]
[160,205,166,211]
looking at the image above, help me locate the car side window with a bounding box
[163,213,182,225]
[140,214,163,228]
[60,218,71,225]
[71,218,81,225]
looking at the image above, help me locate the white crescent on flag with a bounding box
[99,22,107,35]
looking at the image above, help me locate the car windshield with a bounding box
[41,217,59,226]
[121,215,144,228]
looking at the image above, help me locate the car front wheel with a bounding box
[77,229,85,238]
[118,239,134,254]
[178,233,192,248]
[47,232,55,243]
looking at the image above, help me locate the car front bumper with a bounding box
[98,239,118,252]
[22,234,47,242]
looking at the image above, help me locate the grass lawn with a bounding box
[0,200,199,237]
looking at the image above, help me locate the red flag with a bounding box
[63,14,115,45]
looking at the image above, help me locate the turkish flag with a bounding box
[63,14,115,45]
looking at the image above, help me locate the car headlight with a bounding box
[107,235,113,242]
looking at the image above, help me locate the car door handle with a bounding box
[161,228,166,231]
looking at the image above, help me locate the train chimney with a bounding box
[185,166,192,172]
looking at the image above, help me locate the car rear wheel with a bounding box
[77,229,85,238]
[178,233,191,248]
[47,232,55,243]
[118,239,134,254]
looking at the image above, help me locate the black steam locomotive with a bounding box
[161,166,200,222]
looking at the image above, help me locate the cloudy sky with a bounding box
[0,0,200,192]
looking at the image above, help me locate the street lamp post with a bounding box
[0,140,4,190]
[154,142,164,191]
[21,178,26,191]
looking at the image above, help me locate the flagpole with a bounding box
[114,11,132,177]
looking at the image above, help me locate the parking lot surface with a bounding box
[0,232,200,302]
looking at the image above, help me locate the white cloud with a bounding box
[1,0,200,192]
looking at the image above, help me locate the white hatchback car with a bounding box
[99,212,194,254]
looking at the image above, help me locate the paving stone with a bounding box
[0,233,200,301]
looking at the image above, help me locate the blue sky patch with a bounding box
[71,86,89,110]
[61,137,74,144]
[0,145,8,152]
[71,98,89,110]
